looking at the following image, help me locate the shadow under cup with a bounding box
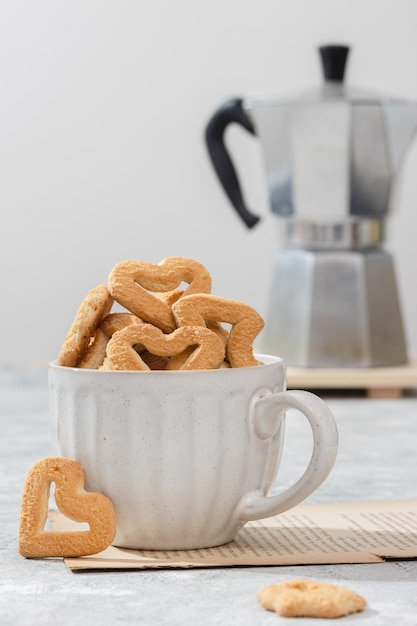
[48,354,338,551]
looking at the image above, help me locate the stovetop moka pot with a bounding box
[205,45,417,367]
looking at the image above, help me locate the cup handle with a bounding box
[237,390,338,521]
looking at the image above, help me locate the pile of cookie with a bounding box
[57,256,265,371]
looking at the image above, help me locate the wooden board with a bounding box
[286,358,417,398]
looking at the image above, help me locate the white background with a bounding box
[2,0,417,367]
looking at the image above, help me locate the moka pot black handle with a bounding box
[205,98,259,228]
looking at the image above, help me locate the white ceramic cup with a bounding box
[49,355,338,550]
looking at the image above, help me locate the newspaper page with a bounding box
[48,499,417,571]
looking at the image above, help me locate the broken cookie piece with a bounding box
[258,579,366,619]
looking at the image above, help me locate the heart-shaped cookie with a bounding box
[78,312,144,369]
[101,322,225,370]
[107,257,212,333]
[172,293,265,367]
[18,457,116,558]
[57,284,114,367]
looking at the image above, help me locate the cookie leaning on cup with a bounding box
[18,457,116,558]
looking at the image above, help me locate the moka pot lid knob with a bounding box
[319,44,350,82]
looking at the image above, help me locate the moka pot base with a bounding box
[261,247,408,369]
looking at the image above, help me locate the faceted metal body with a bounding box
[261,249,408,368]
[244,84,417,249]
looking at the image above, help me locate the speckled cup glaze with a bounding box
[48,355,338,550]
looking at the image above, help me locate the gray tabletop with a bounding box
[1,369,417,626]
